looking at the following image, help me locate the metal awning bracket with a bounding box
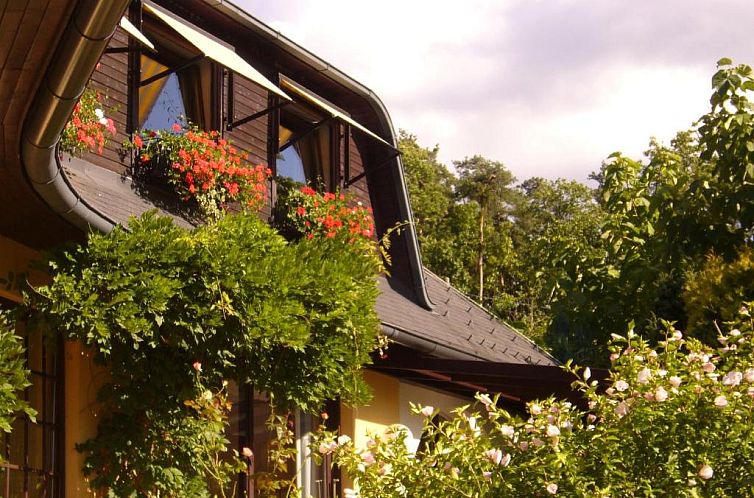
[278,117,332,153]
[344,149,402,187]
[139,55,204,87]
[226,101,290,131]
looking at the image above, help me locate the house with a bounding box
[0,1,575,496]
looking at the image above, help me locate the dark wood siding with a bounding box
[344,134,371,209]
[83,27,130,175]
[225,75,269,166]
[224,74,272,219]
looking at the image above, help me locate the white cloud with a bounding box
[235,0,754,182]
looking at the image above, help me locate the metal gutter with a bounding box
[204,0,434,311]
[21,0,129,234]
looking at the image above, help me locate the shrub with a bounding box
[315,306,754,497]
[684,247,754,342]
[26,210,383,496]
[0,312,35,442]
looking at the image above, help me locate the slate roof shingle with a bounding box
[376,269,557,366]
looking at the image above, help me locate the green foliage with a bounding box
[26,210,382,496]
[316,308,754,497]
[398,131,455,240]
[0,312,35,439]
[454,155,517,303]
[543,60,754,362]
[510,178,605,344]
[403,60,754,362]
[399,134,522,326]
[684,247,754,342]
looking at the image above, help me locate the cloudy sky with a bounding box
[236,0,754,183]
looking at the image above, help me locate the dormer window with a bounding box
[277,104,335,190]
[136,13,218,131]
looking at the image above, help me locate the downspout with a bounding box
[21,0,129,234]
[205,0,434,311]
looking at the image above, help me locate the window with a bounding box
[0,301,62,497]
[228,386,332,497]
[134,13,219,132]
[276,92,339,192]
[139,55,215,130]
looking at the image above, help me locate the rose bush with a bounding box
[127,123,271,220]
[60,87,117,157]
[315,305,754,497]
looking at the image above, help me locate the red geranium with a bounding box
[60,88,117,158]
[281,186,376,245]
[128,123,271,220]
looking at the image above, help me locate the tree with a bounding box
[502,178,603,342]
[454,156,516,303]
[398,131,455,241]
[542,60,754,362]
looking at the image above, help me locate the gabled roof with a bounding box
[377,269,557,366]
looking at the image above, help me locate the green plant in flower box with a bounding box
[126,123,271,220]
[60,87,117,157]
[274,183,376,244]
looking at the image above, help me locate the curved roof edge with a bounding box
[21,0,129,236]
[203,1,434,310]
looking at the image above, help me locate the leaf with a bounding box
[717,57,733,67]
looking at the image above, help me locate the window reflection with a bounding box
[139,54,213,131]
[141,72,186,131]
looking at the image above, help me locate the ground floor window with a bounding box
[0,303,62,497]
[229,385,335,497]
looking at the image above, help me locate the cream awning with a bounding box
[280,79,391,147]
[120,17,155,50]
[143,3,290,101]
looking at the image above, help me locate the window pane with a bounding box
[141,72,186,131]
[277,146,306,184]
[8,418,24,466]
[28,424,43,471]
[278,111,334,190]
[252,393,271,474]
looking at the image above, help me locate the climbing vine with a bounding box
[0,312,35,445]
[24,206,383,496]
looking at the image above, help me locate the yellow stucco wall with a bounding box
[64,340,106,497]
[342,370,470,447]
[341,370,400,449]
[0,234,44,303]
[1,234,103,496]
[339,370,470,492]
